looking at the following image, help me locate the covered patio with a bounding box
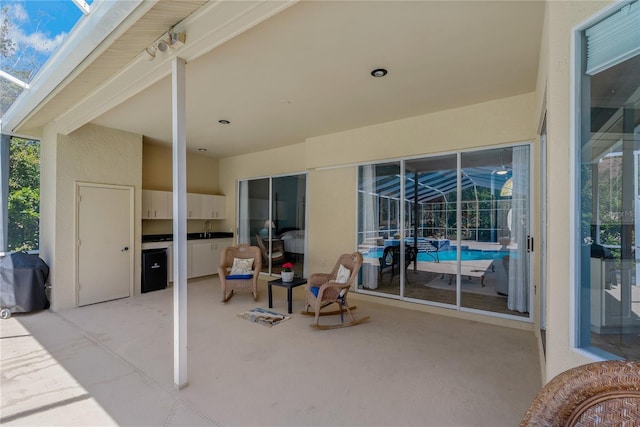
[1,277,541,426]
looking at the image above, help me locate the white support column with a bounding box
[172,57,188,389]
[0,134,9,253]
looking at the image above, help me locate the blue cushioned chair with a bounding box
[303,252,367,329]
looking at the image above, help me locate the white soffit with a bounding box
[44,0,296,137]
[3,0,149,135]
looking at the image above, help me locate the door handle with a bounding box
[121,246,129,252]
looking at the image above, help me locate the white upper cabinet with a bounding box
[188,193,226,219]
[144,190,225,220]
[201,194,226,219]
[187,193,202,219]
[142,190,172,219]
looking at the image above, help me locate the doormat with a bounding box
[238,307,291,327]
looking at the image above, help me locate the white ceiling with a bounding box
[90,1,545,158]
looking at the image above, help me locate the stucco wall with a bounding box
[539,0,614,381]
[39,125,57,303]
[304,93,536,169]
[41,123,142,310]
[142,140,220,193]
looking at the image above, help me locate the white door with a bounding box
[77,183,133,306]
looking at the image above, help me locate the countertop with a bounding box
[142,232,233,243]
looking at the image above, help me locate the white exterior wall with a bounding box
[540,0,613,380]
[40,123,143,310]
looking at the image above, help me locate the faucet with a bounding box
[204,221,212,238]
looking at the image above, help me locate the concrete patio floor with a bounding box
[1,276,541,426]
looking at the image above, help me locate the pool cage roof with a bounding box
[363,166,512,204]
[359,147,515,204]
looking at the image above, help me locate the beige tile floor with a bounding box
[1,276,542,426]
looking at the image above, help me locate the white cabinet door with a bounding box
[145,191,223,220]
[191,241,217,277]
[213,195,226,219]
[167,244,192,281]
[213,238,232,267]
[142,190,151,219]
[168,239,232,281]
[200,194,226,219]
[155,191,171,219]
[201,195,216,219]
[187,193,202,219]
[142,190,171,219]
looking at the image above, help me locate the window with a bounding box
[575,0,640,360]
[0,136,40,254]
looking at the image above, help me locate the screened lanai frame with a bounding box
[365,164,514,242]
[0,0,93,118]
[355,143,534,322]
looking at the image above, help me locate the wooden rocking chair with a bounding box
[303,252,368,329]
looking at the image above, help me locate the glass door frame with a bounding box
[236,172,308,277]
[356,143,534,322]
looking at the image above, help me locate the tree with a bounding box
[0,5,43,118]
[1,5,20,117]
[8,138,40,251]
[2,6,42,251]
[0,6,16,57]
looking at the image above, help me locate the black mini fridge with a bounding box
[142,249,167,293]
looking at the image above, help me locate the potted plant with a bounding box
[281,262,294,282]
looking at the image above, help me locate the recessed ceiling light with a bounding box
[198,148,207,152]
[218,119,230,125]
[370,68,388,77]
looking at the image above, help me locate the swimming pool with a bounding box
[365,247,508,262]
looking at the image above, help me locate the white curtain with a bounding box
[508,146,530,313]
[238,180,250,244]
[360,165,380,288]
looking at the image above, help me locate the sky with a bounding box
[2,0,90,80]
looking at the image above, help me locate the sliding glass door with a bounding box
[403,154,458,306]
[272,175,307,272]
[357,162,402,296]
[357,145,532,319]
[458,147,530,317]
[238,174,307,276]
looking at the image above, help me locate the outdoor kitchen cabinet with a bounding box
[143,191,225,220]
[201,194,225,219]
[187,193,201,219]
[142,190,172,219]
[191,241,217,278]
[167,238,232,281]
[188,193,226,219]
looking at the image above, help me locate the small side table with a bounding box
[268,277,307,314]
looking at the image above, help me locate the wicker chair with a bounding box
[255,234,286,270]
[303,252,368,329]
[217,244,261,302]
[520,360,640,426]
